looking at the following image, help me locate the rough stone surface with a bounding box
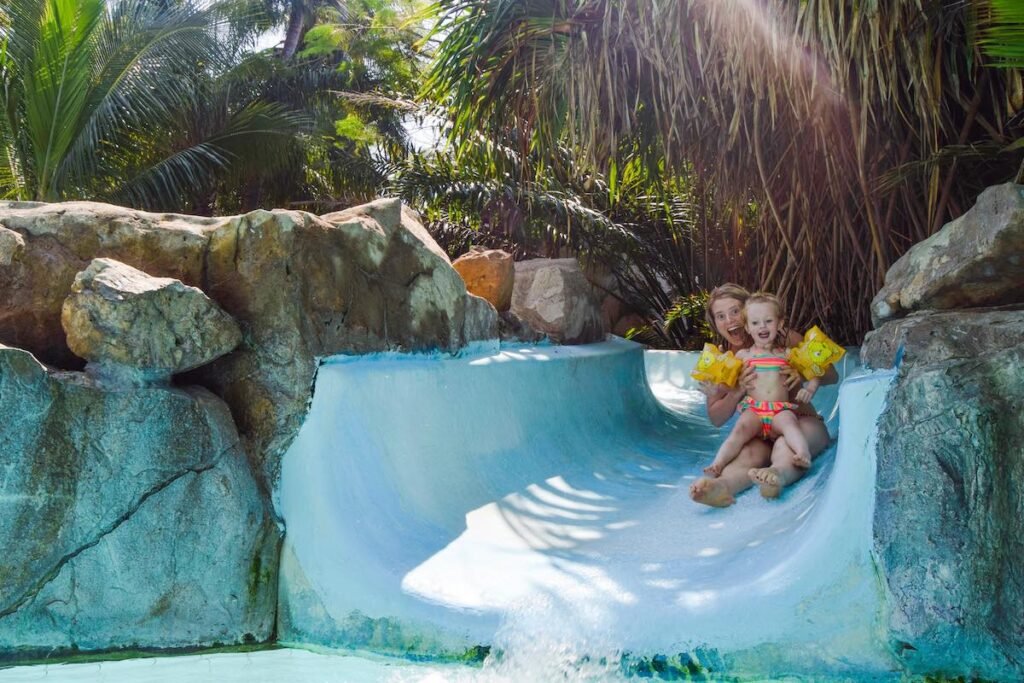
[511,258,605,344]
[600,294,625,333]
[861,306,1024,370]
[0,198,497,497]
[0,201,217,368]
[61,258,241,377]
[871,183,1024,325]
[871,312,1024,680]
[498,310,546,343]
[0,345,279,656]
[452,247,514,312]
[197,199,497,493]
[0,225,25,265]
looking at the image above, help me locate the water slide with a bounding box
[277,338,898,678]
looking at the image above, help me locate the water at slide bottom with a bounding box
[0,339,899,681]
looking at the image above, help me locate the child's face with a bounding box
[744,302,782,350]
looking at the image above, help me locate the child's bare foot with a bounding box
[703,463,722,477]
[792,450,812,469]
[748,467,784,499]
[689,477,736,507]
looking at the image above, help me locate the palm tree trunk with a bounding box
[282,0,305,60]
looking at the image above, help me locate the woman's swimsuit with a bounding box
[739,353,799,439]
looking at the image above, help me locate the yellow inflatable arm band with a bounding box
[691,343,743,387]
[788,326,845,380]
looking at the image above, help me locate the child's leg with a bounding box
[750,415,831,498]
[691,438,772,507]
[770,411,811,467]
[706,411,763,476]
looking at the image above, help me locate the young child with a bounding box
[704,292,818,478]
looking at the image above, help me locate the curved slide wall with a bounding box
[278,338,896,676]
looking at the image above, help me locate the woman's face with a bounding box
[710,296,748,349]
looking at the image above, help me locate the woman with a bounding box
[688,283,837,507]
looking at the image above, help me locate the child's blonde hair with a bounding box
[743,291,789,345]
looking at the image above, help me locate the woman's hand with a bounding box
[705,383,746,427]
[698,381,727,400]
[739,363,758,392]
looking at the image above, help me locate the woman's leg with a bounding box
[690,437,771,507]
[749,416,830,498]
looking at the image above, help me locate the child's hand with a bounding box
[703,463,722,478]
[796,378,820,404]
[781,365,803,390]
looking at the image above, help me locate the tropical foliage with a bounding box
[390,123,744,347]
[422,0,1024,342]
[980,0,1024,68]
[3,0,1020,346]
[0,0,426,212]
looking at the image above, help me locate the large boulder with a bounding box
[61,258,241,381]
[0,198,497,497]
[0,201,216,368]
[871,183,1024,325]
[863,184,1024,680]
[452,247,514,312]
[0,345,279,655]
[868,311,1024,680]
[511,258,605,344]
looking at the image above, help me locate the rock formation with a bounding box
[511,258,605,344]
[0,225,25,265]
[863,183,1024,681]
[0,196,498,661]
[452,246,514,312]
[62,258,241,383]
[0,198,498,496]
[0,345,278,655]
[871,182,1024,325]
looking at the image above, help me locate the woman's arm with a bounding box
[706,386,746,426]
[704,360,754,426]
[817,362,839,386]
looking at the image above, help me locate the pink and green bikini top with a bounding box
[746,352,790,372]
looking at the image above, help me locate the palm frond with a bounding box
[57,0,225,196]
[978,0,1024,67]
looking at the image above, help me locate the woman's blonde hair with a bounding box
[704,283,751,346]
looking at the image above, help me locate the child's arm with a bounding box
[796,378,820,404]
